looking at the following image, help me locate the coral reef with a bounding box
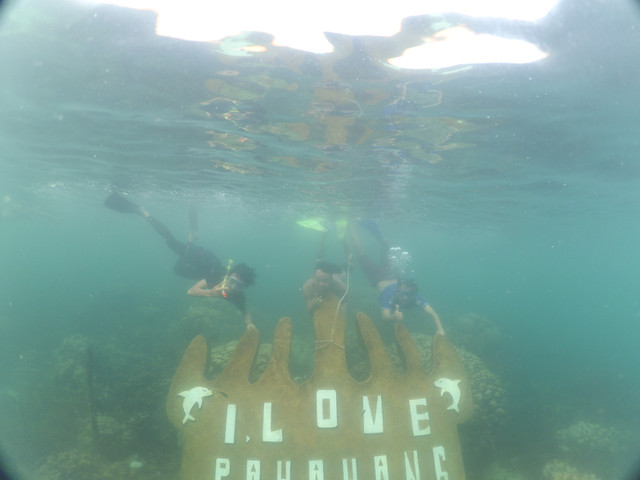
[88,339,178,457]
[555,420,627,455]
[92,415,135,456]
[553,419,639,479]
[52,334,90,386]
[542,460,601,480]
[35,447,172,480]
[447,312,503,363]
[29,333,181,478]
[178,299,244,344]
[208,339,273,382]
[545,414,640,480]
[481,462,530,480]
[455,346,507,429]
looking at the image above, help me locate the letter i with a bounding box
[224,404,236,444]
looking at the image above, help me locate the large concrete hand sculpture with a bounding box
[167,296,472,479]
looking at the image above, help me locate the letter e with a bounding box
[408,398,431,436]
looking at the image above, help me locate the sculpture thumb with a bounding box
[312,294,348,379]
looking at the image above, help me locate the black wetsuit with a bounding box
[147,216,247,314]
[357,246,394,287]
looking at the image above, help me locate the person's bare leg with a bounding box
[316,230,327,262]
[349,223,364,257]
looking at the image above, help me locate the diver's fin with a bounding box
[335,218,348,240]
[296,218,327,232]
[104,193,143,215]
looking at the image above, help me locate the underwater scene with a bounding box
[1,0,640,478]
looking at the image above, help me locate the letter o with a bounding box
[316,389,337,428]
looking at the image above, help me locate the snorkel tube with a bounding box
[221,259,233,298]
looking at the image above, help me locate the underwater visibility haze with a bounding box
[1,0,640,478]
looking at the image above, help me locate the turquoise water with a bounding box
[1,0,640,478]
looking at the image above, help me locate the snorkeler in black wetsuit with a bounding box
[105,193,256,328]
[144,209,223,282]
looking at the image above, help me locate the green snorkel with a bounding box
[221,259,233,297]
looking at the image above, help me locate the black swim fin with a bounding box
[104,193,142,215]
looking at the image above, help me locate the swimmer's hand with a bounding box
[211,283,229,297]
[393,304,403,322]
[309,296,323,311]
[188,279,225,298]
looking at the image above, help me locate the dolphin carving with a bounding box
[179,386,213,424]
[434,377,462,412]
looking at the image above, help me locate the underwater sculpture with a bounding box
[167,296,472,479]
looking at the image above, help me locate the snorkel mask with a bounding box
[221,275,244,298]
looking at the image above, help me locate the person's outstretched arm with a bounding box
[302,278,322,312]
[187,279,221,297]
[331,276,348,298]
[424,304,445,335]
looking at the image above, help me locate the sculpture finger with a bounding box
[356,312,395,379]
[259,317,295,385]
[217,322,260,384]
[312,294,348,378]
[393,323,424,375]
[432,334,465,375]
